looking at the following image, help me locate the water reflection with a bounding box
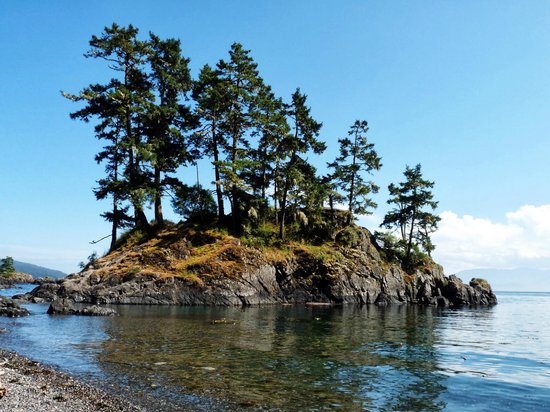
[98,305,448,411]
[3,293,549,411]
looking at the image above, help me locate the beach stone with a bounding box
[0,385,5,399]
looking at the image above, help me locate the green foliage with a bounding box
[381,164,440,271]
[113,229,149,250]
[278,89,325,240]
[192,64,230,219]
[328,120,382,224]
[171,184,217,221]
[65,23,196,248]
[78,251,98,270]
[335,226,360,248]
[144,33,196,226]
[68,24,446,263]
[240,222,281,249]
[216,42,266,232]
[373,231,432,271]
[0,256,16,276]
[373,232,406,264]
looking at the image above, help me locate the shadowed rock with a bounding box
[0,297,30,317]
[47,299,118,316]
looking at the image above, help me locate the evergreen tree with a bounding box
[278,89,325,239]
[0,256,15,275]
[145,33,195,226]
[171,183,216,221]
[286,160,330,235]
[93,130,134,250]
[381,164,440,270]
[64,23,153,245]
[216,43,265,232]
[328,120,382,225]
[192,64,230,220]
[248,84,289,216]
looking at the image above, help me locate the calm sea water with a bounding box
[1,286,549,411]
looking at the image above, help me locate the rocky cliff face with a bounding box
[28,225,497,307]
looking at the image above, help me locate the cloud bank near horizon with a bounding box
[432,205,550,274]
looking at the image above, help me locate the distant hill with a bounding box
[458,268,550,292]
[13,260,66,279]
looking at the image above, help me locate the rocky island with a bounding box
[26,222,496,309]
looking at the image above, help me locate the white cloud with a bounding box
[356,212,384,229]
[432,205,550,274]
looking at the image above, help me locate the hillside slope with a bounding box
[30,223,496,307]
[13,261,66,279]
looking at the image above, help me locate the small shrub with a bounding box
[335,226,360,247]
[171,184,216,221]
[373,231,405,264]
[79,251,98,270]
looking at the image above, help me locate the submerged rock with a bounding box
[79,305,118,316]
[0,297,30,317]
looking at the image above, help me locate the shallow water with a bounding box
[1,289,549,411]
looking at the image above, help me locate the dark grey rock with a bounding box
[0,297,30,317]
[47,298,118,316]
[47,298,77,315]
[30,233,497,308]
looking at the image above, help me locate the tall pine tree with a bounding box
[64,24,153,246]
[216,43,265,232]
[278,89,325,239]
[248,84,289,216]
[192,64,230,220]
[328,120,382,225]
[145,33,195,227]
[381,164,440,270]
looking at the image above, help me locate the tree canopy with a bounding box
[381,164,441,271]
[0,256,16,276]
[328,120,382,225]
[66,23,442,263]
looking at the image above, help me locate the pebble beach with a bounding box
[0,349,143,412]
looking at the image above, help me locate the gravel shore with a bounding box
[0,349,144,412]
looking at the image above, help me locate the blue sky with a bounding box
[1,1,549,279]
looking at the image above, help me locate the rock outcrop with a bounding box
[28,225,496,308]
[47,298,118,316]
[0,297,30,317]
[0,272,34,286]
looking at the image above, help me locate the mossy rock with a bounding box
[469,278,491,290]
